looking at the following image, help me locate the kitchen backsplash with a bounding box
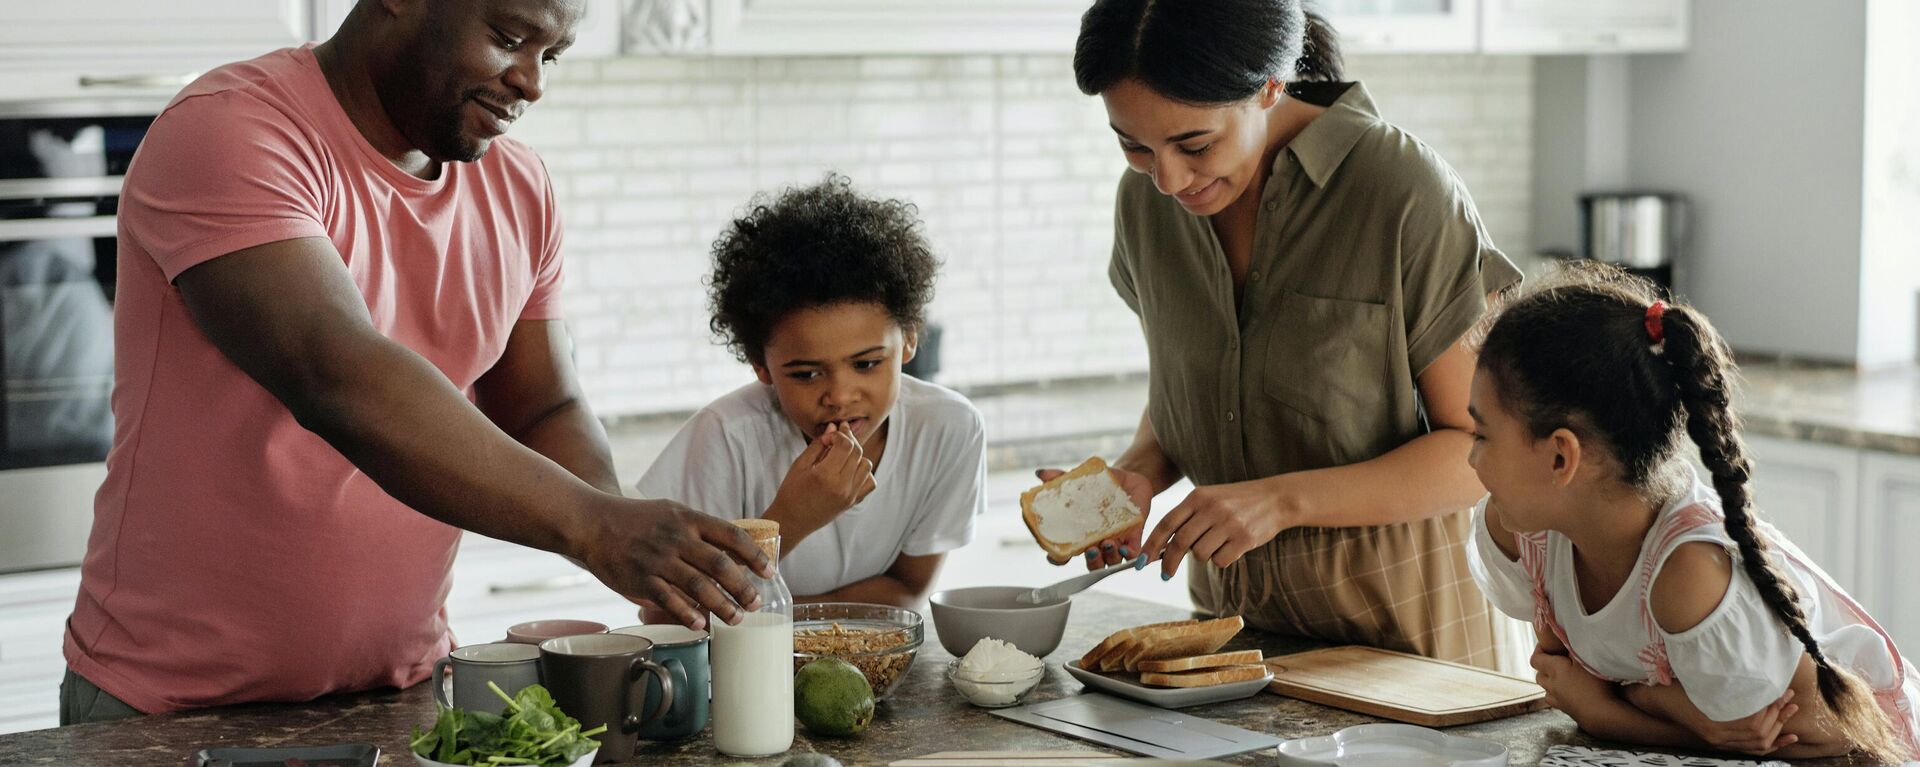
[509,54,1532,418]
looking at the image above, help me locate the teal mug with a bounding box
[612,624,710,740]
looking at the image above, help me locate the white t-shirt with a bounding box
[635,375,985,597]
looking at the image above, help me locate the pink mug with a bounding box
[505,619,609,645]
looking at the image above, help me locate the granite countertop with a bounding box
[0,592,1867,766]
[1736,359,1920,455]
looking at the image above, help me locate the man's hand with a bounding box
[578,498,774,631]
[769,423,876,536]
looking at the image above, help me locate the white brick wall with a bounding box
[512,54,1532,417]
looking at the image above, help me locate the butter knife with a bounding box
[1018,558,1144,605]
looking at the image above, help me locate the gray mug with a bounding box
[612,624,710,740]
[432,642,542,715]
[539,633,673,764]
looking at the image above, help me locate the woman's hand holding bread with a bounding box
[1025,458,1153,569]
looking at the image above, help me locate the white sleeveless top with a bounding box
[1467,469,1918,755]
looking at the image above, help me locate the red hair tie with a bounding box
[1645,301,1668,345]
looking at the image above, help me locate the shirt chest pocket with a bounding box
[1260,291,1392,427]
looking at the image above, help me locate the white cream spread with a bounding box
[952,638,1044,706]
[958,637,1043,680]
[1031,472,1139,543]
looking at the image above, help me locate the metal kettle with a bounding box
[1580,192,1687,269]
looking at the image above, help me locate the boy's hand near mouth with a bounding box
[765,421,878,555]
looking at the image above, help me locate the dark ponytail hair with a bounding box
[1073,0,1346,104]
[1476,262,1906,764]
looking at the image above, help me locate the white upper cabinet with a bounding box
[313,0,622,57]
[1314,0,1479,54]
[654,0,1086,56]
[628,0,1687,57]
[0,0,309,101]
[312,0,355,42]
[1480,0,1689,54]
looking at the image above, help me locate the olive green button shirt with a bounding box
[1111,82,1523,488]
[1110,83,1525,666]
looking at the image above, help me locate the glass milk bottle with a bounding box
[710,518,794,757]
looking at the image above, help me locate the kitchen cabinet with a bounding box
[637,0,1688,56]
[1745,435,1862,592]
[314,0,622,57]
[0,1,310,102]
[682,0,1085,56]
[0,568,82,735]
[1316,0,1480,54]
[1480,0,1689,54]
[312,0,354,41]
[1858,452,1920,657]
[1738,436,1920,655]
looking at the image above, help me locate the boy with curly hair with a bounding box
[637,174,985,608]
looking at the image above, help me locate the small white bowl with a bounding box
[946,659,1045,708]
[415,749,596,767]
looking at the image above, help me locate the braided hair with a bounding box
[1476,262,1905,763]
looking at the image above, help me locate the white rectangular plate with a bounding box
[1063,660,1272,709]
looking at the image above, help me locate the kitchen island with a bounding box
[0,592,1864,766]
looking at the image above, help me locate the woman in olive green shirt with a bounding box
[1066,0,1523,667]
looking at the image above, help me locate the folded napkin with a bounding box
[1540,745,1789,767]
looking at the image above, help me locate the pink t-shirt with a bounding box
[64,45,565,713]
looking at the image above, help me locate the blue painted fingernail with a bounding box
[1085,550,1098,561]
[1133,554,1148,570]
[1119,546,1132,558]
[1161,572,1173,581]
[1101,542,1115,550]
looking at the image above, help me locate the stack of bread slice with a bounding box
[1077,616,1267,688]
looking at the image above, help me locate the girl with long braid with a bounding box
[1465,263,1918,762]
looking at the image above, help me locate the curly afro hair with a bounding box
[706,174,940,365]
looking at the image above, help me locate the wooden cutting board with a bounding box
[891,751,1142,767]
[1264,645,1547,727]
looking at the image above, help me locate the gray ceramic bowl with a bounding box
[928,586,1072,658]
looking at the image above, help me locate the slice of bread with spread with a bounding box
[1021,456,1144,562]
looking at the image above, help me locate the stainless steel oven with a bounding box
[0,100,158,574]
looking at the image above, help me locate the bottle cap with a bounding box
[732,518,780,563]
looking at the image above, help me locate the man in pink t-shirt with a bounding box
[61,0,772,721]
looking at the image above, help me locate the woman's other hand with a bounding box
[1139,476,1295,579]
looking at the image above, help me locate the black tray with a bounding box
[192,743,379,767]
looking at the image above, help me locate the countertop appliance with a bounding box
[1579,191,1687,294]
